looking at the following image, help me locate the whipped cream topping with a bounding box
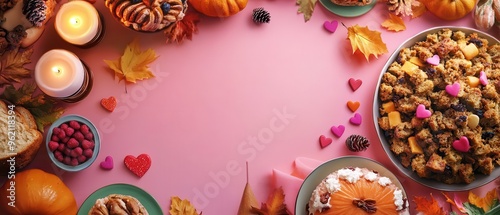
[308,167,409,215]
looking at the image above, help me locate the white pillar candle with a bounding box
[55,0,100,45]
[35,49,85,98]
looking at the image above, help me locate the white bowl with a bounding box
[372,26,500,191]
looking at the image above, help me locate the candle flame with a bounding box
[52,67,62,75]
[69,17,82,27]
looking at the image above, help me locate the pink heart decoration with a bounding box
[445,82,460,97]
[323,20,338,33]
[330,125,345,138]
[100,156,114,170]
[452,136,470,152]
[426,55,440,65]
[480,71,488,86]
[349,113,362,125]
[348,78,362,92]
[319,135,332,148]
[416,104,431,119]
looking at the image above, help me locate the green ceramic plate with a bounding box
[319,0,377,17]
[78,183,163,215]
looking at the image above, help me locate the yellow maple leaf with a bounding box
[411,0,427,19]
[296,0,318,22]
[381,14,406,32]
[346,24,388,61]
[169,196,201,215]
[468,188,498,212]
[104,39,158,84]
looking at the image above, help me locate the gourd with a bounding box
[189,0,248,17]
[0,169,78,215]
[422,0,477,20]
[474,0,496,30]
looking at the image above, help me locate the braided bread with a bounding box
[105,0,187,32]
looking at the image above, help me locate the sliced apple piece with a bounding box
[460,43,479,60]
[409,57,424,67]
[382,101,396,114]
[388,111,402,128]
[467,76,480,87]
[401,61,419,76]
[408,136,423,154]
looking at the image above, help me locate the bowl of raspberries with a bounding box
[46,115,100,171]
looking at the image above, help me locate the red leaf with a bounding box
[413,195,447,215]
[164,10,200,44]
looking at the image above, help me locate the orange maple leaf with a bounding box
[164,10,200,44]
[443,192,467,213]
[251,187,291,215]
[381,14,406,32]
[411,0,426,19]
[169,196,201,215]
[468,188,499,212]
[413,195,447,215]
[345,24,388,61]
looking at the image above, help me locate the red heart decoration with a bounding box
[101,96,117,112]
[348,78,362,92]
[124,154,151,177]
[319,135,332,149]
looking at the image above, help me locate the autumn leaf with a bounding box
[104,39,158,92]
[381,14,406,32]
[0,47,33,87]
[238,162,260,215]
[469,188,499,212]
[411,0,426,18]
[443,192,467,213]
[169,196,201,215]
[251,187,291,215]
[296,0,318,22]
[413,195,447,215]
[164,10,200,44]
[0,82,64,131]
[345,24,388,61]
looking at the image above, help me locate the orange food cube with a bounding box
[382,101,396,114]
[467,76,480,87]
[388,111,402,128]
[409,57,424,67]
[460,43,479,60]
[401,61,419,76]
[408,136,423,154]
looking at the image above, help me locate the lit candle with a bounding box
[55,0,102,46]
[35,50,85,98]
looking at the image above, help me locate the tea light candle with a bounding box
[35,50,85,98]
[55,0,100,46]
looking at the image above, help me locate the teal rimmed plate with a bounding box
[319,0,377,17]
[78,183,163,215]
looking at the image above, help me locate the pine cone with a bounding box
[22,0,47,27]
[345,134,370,152]
[252,7,270,24]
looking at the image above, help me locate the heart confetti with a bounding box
[323,20,338,33]
[330,125,345,138]
[349,113,362,125]
[426,55,440,65]
[348,78,362,92]
[101,96,117,112]
[100,156,114,170]
[480,71,488,86]
[319,135,332,148]
[445,82,460,97]
[347,101,360,112]
[452,136,470,152]
[416,104,431,119]
[124,154,151,177]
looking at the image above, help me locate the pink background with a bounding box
[4,0,500,214]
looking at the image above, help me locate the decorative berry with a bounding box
[82,140,95,150]
[67,138,79,149]
[63,148,72,156]
[70,147,83,158]
[73,131,85,142]
[345,134,370,152]
[252,7,270,24]
[84,132,94,141]
[52,127,61,135]
[161,2,171,14]
[54,151,64,162]
[57,130,66,139]
[60,123,69,130]
[63,156,71,165]
[65,127,75,137]
[51,135,59,142]
[61,136,70,144]
[57,143,65,152]
[80,124,90,135]
[69,120,81,129]
[22,0,47,27]
[48,141,59,151]
[70,158,79,166]
[83,148,94,158]
[77,155,87,163]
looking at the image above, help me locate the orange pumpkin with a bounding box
[189,0,248,17]
[0,169,78,215]
[423,0,477,20]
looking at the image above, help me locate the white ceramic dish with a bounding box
[372,26,500,191]
[295,156,408,214]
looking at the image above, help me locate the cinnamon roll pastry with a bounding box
[88,194,148,215]
[105,0,187,32]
